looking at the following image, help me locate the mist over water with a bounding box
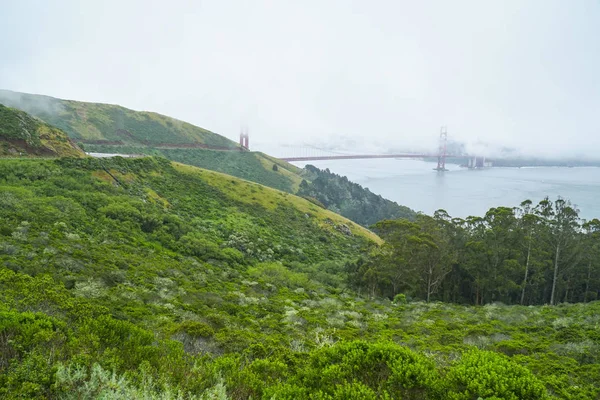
[291,159,600,221]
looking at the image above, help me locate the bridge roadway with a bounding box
[280,154,465,162]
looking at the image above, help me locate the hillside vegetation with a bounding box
[0,104,84,157]
[47,141,419,226]
[1,157,599,399]
[1,90,418,227]
[83,143,306,193]
[0,90,238,149]
[298,165,417,225]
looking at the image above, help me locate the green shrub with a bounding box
[393,293,407,305]
[296,341,441,398]
[445,350,549,400]
[179,321,215,338]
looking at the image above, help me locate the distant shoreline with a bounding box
[476,159,600,168]
[422,157,600,168]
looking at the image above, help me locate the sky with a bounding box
[1,0,599,158]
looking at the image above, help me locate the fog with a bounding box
[1,0,599,158]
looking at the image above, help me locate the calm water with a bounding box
[292,159,600,220]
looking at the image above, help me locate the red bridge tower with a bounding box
[435,126,448,171]
[239,128,249,150]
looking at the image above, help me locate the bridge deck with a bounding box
[281,154,465,162]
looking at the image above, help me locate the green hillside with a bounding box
[0,90,417,227]
[0,104,84,157]
[0,90,238,149]
[68,142,417,224]
[82,143,306,193]
[1,157,599,398]
[299,164,417,225]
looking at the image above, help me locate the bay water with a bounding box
[291,159,600,221]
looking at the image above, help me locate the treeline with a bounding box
[348,198,600,305]
[297,165,416,226]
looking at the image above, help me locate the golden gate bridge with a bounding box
[241,127,491,170]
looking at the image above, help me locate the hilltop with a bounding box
[0,89,238,149]
[0,104,84,157]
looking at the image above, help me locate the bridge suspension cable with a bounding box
[257,128,483,169]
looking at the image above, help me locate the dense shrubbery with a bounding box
[80,145,419,229]
[3,276,597,399]
[84,146,421,233]
[0,104,84,157]
[83,145,301,193]
[0,104,40,143]
[1,157,599,398]
[156,148,298,193]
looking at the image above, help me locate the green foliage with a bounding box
[296,341,441,398]
[247,262,314,290]
[356,200,600,307]
[84,145,301,193]
[0,104,84,157]
[298,165,417,226]
[393,293,407,304]
[178,321,215,338]
[1,156,600,399]
[54,363,229,399]
[0,104,40,143]
[445,350,549,399]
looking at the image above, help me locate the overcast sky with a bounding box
[1,0,599,157]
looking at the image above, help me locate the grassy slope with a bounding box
[0,157,598,398]
[0,89,238,148]
[81,143,309,193]
[172,162,380,243]
[0,104,84,157]
[79,144,416,227]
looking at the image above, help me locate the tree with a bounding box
[370,219,423,298]
[515,200,540,305]
[370,216,456,302]
[536,197,581,305]
[415,214,456,302]
[481,207,521,303]
[462,216,489,305]
[581,219,600,302]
